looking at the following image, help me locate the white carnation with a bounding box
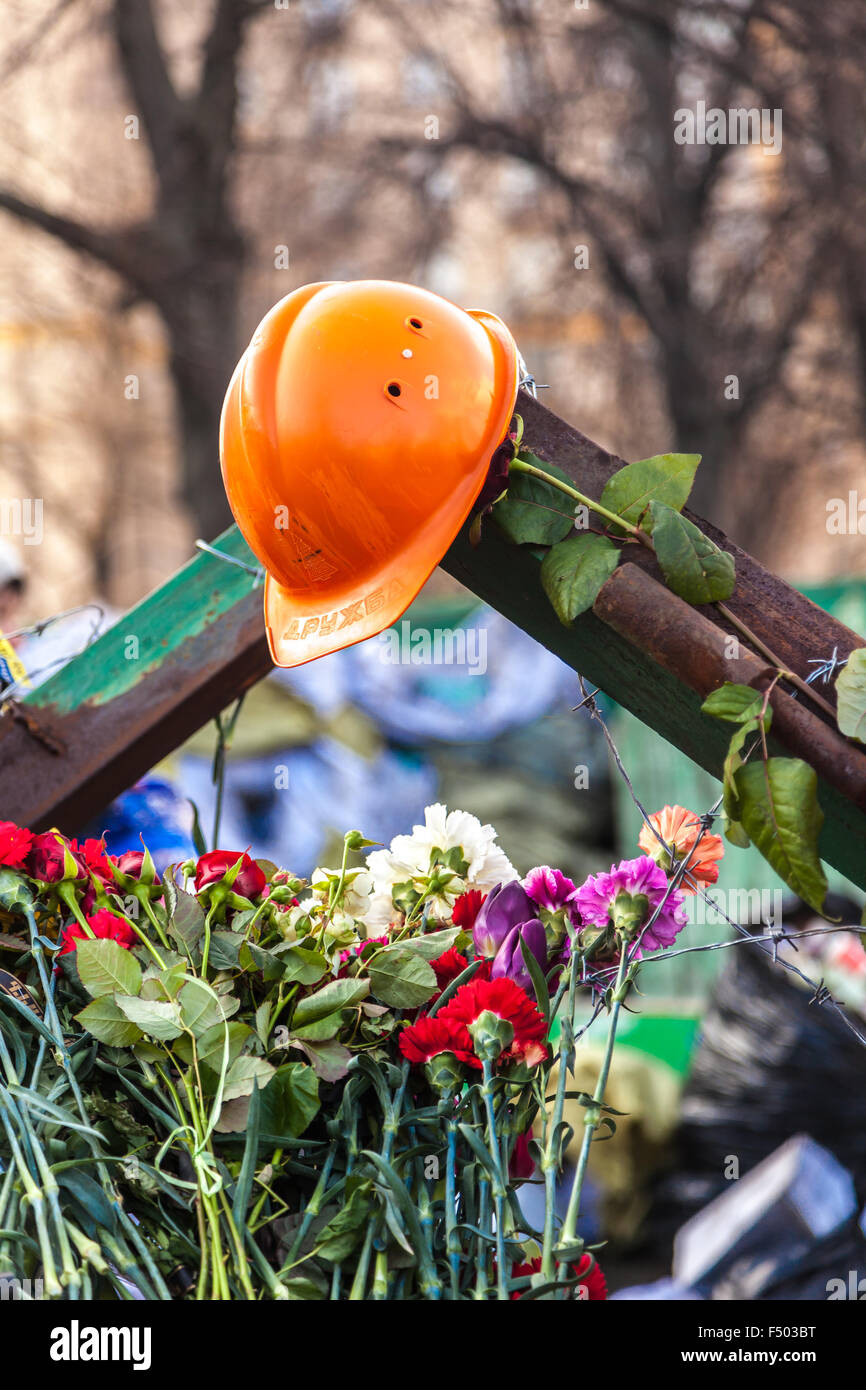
[365,803,516,926]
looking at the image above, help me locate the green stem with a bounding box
[200,904,217,977]
[715,602,838,718]
[509,457,645,539]
[138,894,172,953]
[541,952,579,1280]
[559,945,632,1261]
[480,1057,509,1301]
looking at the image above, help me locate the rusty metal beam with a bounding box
[0,390,864,886]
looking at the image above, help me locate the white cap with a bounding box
[0,539,25,590]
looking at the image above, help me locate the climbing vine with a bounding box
[479,419,866,919]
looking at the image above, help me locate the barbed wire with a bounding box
[573,674,866,1050]
[0,603,107,703]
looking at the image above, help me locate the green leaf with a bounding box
[54,1168,119,1235]
[76,996,143,1048]
[255,1000,271,1047]
[289,1037,352,1082]
[396,926,468,962]
[282,1277,327,1301]
[177,978,238,1036]
[540,532,620,626]
[492,454,575,545]
[273,945,328,985]
[246,942,287,982]
[291,977,369,1028]
[724,818,752,848]
[289,1016,342,1042]
[160,865,179,921]
[369,947,437,1008]
[232,1079,263,1227]
[702,683,772,726]
[168,890,206,949]
[650,501,736,603]
[177,1019,250,1076]
[114,993,184,1041]
[316,1183,373,1262]
[221,1055,276,1103]
[835,648,866,743]
[519,934,550,1022]
[734,757,828,912]
[76,938,142,999]
[209,930,243,970]
[600,453,700,534]
[0,869,34,912]
[258,1063,320,1140]
[721,718,759,824]
[145,959,186,999]
[188,798,207,857]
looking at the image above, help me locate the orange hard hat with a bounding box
[219,279,519,667]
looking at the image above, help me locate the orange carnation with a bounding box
[638,804,723,895]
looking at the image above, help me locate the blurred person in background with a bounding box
[0,539,26,695]
[0,538,24,634]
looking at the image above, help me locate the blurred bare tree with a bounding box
[369,0,866,525]
[1,0,865,566]
[0,0,261,539]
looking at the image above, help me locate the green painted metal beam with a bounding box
[0,527,270,832]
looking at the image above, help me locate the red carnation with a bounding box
[438,976,548,1067]
[193,850,265,901]
[57,907,137,957]
[510,1253,606,1300]
[509,1128,535,1182]
[452,890,486,930]
[0,821,33,870]
[73,836,114,886]
[399,1014,480,1069]
[431,947,469,992]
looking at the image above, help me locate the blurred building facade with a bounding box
[1,0,865,624]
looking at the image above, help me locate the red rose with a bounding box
[0,821,34,870]
[193,850,266,901]
[57,907,137,957]
[28,831,80,884]
[112,850,159,883]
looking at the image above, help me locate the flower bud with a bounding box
[468,1008,514,1061]
[424,1050,464,1095]
[611,889,649,940]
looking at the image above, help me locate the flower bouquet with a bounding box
[0,803,720,1300]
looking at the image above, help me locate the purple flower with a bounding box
[524,865,577,913]
[573,855,687,952]
[491,920,548,994]
[473,880,537,958]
